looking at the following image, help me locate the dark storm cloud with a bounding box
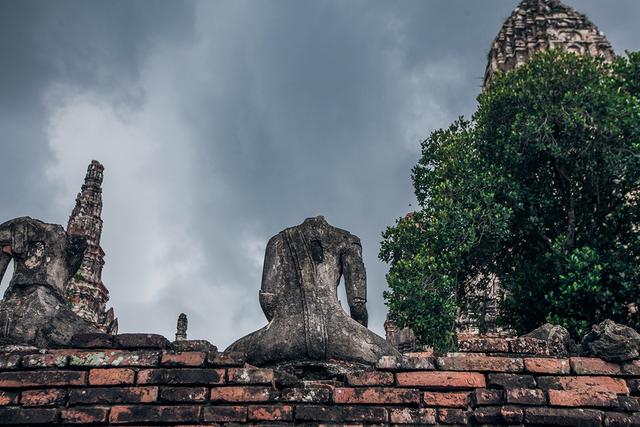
[0,0,637,347]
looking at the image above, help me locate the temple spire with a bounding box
[65,160,117,334]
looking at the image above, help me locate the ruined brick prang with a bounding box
[483,0,615,88]
[1,335,640,425]
[65,161,117,334]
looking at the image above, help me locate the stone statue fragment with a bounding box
[227,216,400,365]
[176,313,188,341]
[582,319,640,362]
[0,217,99,347]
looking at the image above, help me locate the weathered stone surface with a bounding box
[524,407,603,426]
[582,320,640,362]
[114,333,170,349]
[523,323,576,357]
[170,339,217,353]
[227,217,399,366]
[69,386,157,404]
[0,217,100,347]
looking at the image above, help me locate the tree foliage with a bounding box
[380,51,640,350]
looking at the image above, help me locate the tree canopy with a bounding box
[380,51,640,350]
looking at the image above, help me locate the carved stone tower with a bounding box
[484,0,614,88]
[457,0,615,337]
[65,161,117,334]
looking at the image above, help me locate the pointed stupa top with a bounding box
[483,0,615,88]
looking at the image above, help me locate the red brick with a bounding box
[437,356,523,372]
[61,406,109,424]
[0,407,57,424]
[571,357,621,375]
[69,386,158,404]
[458,338,509,353]
[0,353,20,370]
[89,368,135,385]
[0,390,17,405]
[334,387,419,405]
[161,351,206,366]
[22,353,68,368]
[65,349,160,367]
[248,405,293,421]
[423,391,469,408]
[160,386,208,402]
[207,351,245,367]
[500,406,525,423]
[20,389,66,406]
[621,360,640,375]
[510,337,549,355]
[203,405,247,422]
[346,371,394,386]
[389,408,436,424]
[548,389,619,407]
[472,389,503,406]
[396,371,485,389]
[138,368,224,384]
[295,405,387,423]
[524,407,603,426]
[210,386,273,402]
[505,388,546,405]
[537,376,629,394]
[525,358,570,374]
[228,367,274,384]
[280,387,331,403]
[109,405,200,423]
[437,408,469,424]
[0,370,86,387]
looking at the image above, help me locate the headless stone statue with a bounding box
[227,216,400,365]
[0,217,99,347]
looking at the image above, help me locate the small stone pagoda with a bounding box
[65,161,117,334]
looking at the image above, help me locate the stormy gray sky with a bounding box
[1,1,638,348]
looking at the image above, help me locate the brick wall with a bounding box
[0,336,639,425]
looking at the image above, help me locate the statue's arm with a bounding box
[342,236,368,327]
[259,235,280,322]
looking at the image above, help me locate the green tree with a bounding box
[380,51,640,350]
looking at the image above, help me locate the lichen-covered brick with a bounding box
[458,338,509,353]
[537,376,629,394]
[22,353,68,369]
[423,391,469,408]
[109,405,201,424]
[20,389,66,406]
[203,405,248,422]
[67,350,160,367]
[548,389,619,407]
[396,371,486,389]
[509,337,548,355]
[346,371,394,386]
[210,386,273,402]
[628,379,640,395]
[279,387,332,403]
[295,405,387,423]
[437,356,523,372]
[137,368,224,385]
[161,351,206,367]
[571,357,621,375]
[622,360,640,375]
[437,408,469,424]
[472,389,503,406]
[505,388,546,405]
[525,358,570,374]
[61,406,109,424]
[0,370,86,388]
[89,368,135,385]
[618,396,640,412]
[248,404,293,421]
[0,353,20,370]
[388,407,436,424]
[69,386,158,404]
[228,367,274,384]
[400,355,436,370]
[524,407,603,426]
[334,387,419,405]
[487,373,536,389]
[160,386,208,402]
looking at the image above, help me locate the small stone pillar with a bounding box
[175,313,188,341]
